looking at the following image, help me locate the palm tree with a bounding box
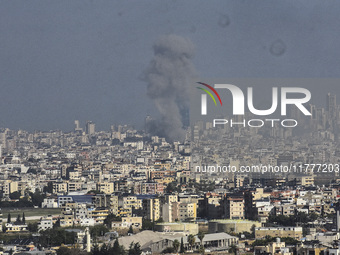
[173,239,180,253]
[198,232,205,245]
[229,244,237,255]
[198,232,205,254]
[180,237,185,253]
[188,234,196,251]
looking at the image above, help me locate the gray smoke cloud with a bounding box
[143,34,197,142]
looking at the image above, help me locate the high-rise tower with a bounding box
[327,93,337,119]
[86,121,95,135]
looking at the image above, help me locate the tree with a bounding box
[89,225,109,239]
[43,182,53,194]
[252,236,277,247]
[91,242,125,255]
[198,232,205,254]
[7,213,11,223]
[91,244,100,255]
[57,247,86,255]
[27,167,37,174]
[162,247,175,253]
[53,218,60,228]
[238,231,253,239]
[268,212,318,227]
[250,224,256,238]
[309,212,318,221]
[142,219,154,230]
[38,228,76,247]
[22,212,26,224]
[166,182,181,193]
[28,222,38,233]
[199,245,205,255]
[112,239,125,255]
[56,246,70,255]
[98,244,108,255]
[103,213,121,228]
[180,237,185,253]
[2,223,7,233]
[9,191,21,200]
[128,242,142,255]
[229,244,237,255]
[128,225,133,234]
[198,232,205,245]
[16,214,21,224]
[113,239,120,250]
[30,189,46,207]
[281,237,298,245]
[155,217,164,223]
[187,234,195,251]
[173,239,180,253]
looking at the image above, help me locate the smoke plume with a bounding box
[143,34,197,142]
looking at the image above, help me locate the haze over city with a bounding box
[2,1,340,132]
[3,2,340,255]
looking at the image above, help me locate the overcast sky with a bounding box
[1,0,340,132]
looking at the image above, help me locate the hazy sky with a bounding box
[1,0,340,132]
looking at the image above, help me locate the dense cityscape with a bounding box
[0,93,339,255]
[2,0,340,254]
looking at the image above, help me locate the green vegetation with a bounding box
[162,247,176,253]
[141,219,153,230]
[180,237,185,253]
[198,232,205,254]
[0,189,46,208]
[90,240,141,255]
[28,222,38,233]
[103,213,121,228]
[9,191,21,200]
[0,232,31,244]
[0,197,33,208]
[89,224,109,239]
[57,247,87,255]
[92,241,126,255]
[238,231,254,239]
[166,182,181,193]
[173,239,180,253]
[187,234,195,250]
[1,208,60,218]
[229,244,237,255]
[38,228,76,246]
[268,212,318,226]
[43,182,53,193]
[128,242,142,255]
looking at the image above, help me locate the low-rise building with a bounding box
[5,223,28,232]
[37,216,53,232]
[255,226,303,239]
[154,222,198,235]
[209,219,261,234]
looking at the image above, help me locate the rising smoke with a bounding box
[143,34,197,142]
